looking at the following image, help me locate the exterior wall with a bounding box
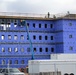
[0,19,55,68]
[0,18,76,68]
[63,19,76,53]
[54,20,64,53]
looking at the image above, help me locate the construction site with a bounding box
[0,12,76,75]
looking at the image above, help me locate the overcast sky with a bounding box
[0,0,76,14]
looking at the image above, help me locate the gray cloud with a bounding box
[0,0,76,14]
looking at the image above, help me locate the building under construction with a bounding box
[0,12,76,68]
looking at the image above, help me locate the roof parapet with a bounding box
[0,12,76,20]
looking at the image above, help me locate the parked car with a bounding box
[0,68,25,75]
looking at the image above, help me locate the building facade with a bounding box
[0,13,76,68]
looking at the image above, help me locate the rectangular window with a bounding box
[33,35,36,40]
[33,23,35,28]
[15,60,18,64]
[45,36,48,40]
[1,35,5,40]
[21,60,24,64]
[7,24,11,28]
[45,48,48,52]
[50,24,53,28]
[27,48,30,52]
[21,48,24,52]
[8,35,11,40]
[39,36,42,40]
[69,46,73,50]
[69,23,72,26]
[2,47,5,52]
[14,35,18,40]
[27,23,29,27]
[21,35,24,40]
[8,23,10,25]
[39,23,41,28]
[51,48,54,52]
[34,48,36,52]
[8,48,12,52]
[40,48,42,52]
[51,36,53,40]
[2,60,5,65]
[1,19,4,24]
[14,23,17,27]
[15,48,18,52]
[14,19,17,23]
[9,60,12,64]
[69,35,72,38]
[7,19,10,25]
[45,24,47,28]
[14,19,17,27]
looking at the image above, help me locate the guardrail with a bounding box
[0,12,76,19]
[0,12,67,18]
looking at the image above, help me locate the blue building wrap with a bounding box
[0,14,76,68]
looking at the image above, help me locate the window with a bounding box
[69,23,72,26]
[2,60,5,65]
[14,19,17,23]
[8,48,12,52]
[1,19,4,24]
[21,48,24,52]
[9,60,12,64]
[45,36,48,40]
[2,47,5,52]
[7,24,11,28]
[15,60,18,64]
[14,20,17,27]
[21,60,24,64]
[21,35,24,40]
[14,35,18,40]
[27,48,30,52]
[8,35,11,40]
[1,35,5,40]
[69,35,72,38]
[39,36,42,40]
[14,23,17,27]
[40,48,42,52]
[33,35,36,40]
[33,23,35,28]
[45,48,48,52]
[27,23,29,27]
[27,35,29,40]
[34,48,36,52]
[45,24,47,28]
[8,23,10,25]
[39,23,41,28]
[7,19,10,23]
[69,46,73,50]
[51,36,53,40]
[50,24,53,28]
[11,19,13,23]
[2,19,4,22]
[51,48,54,52]
[15,48,18,52]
